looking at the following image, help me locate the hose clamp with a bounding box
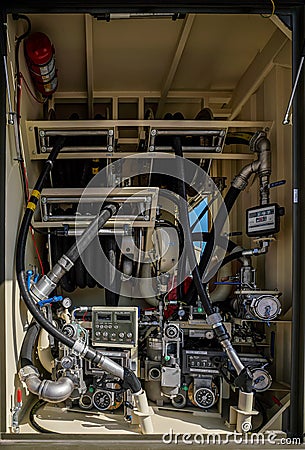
[72,339,88,357]
[19,365,39,382]
[58,255,74,272]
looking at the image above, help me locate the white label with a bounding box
[293,189,299,203]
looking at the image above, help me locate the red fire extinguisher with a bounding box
[24,32,58,97]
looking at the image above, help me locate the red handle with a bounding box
[16,388,22,404]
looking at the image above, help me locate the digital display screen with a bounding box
[98,313,112,321]
[116,314,131,322]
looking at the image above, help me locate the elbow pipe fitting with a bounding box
[232,131,271,196]
[250,132,271,205]
[19,365,74,403]
[231,160,260,191]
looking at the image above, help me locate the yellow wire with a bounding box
[261,0,275,18]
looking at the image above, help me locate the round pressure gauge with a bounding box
[194,387,216,409]
[251,368,272,392]
[62,297,72,309]
[250,295,281,321]
[93,390,112,411]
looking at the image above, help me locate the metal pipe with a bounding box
[219,338,244,375]
[231,160,260,190]
[44,146,108,152]
[3,53,14,124]
[42,214,139,222]
[44,130,109,136]
[154,146,221,152]
[43,196,147,203]
[155,129,223,136]
[66,229,126,236]
[19,366,74,403]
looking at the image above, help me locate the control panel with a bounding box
[182,350,224,375]
[92,307,138,348]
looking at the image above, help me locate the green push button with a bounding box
[164,355,171,361]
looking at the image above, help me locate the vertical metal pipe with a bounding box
[0,12,6,433]
[290,6,305,439]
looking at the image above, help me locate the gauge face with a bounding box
[252,295,281,320]
[252,368,272,392]
[194,387,216,409]
[93,390,112,411]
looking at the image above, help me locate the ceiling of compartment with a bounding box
[25,13,290,116]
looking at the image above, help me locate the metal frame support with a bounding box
[0,12,6,434]
[156,13,195,118]
[0,0,304,440]
[290,5,305,439]
[85,13,94,119]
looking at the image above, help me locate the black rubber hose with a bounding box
[184,185,241,305]
[173,136,213,315]
[16,138,76,348]
[29,400,58,434]
[65,205,116,263]
[221,250,244,268]
[16,136,65,275]
[20,320,41,368]
[16,139,143,394]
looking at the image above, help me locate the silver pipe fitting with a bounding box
[19,366,74,403]
[31,255,73,301]
[231,131,272,205]
[98,355,125,379]
[220,339,245,375]
[231,160,260,190]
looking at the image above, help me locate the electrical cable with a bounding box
[19,72,47,104]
